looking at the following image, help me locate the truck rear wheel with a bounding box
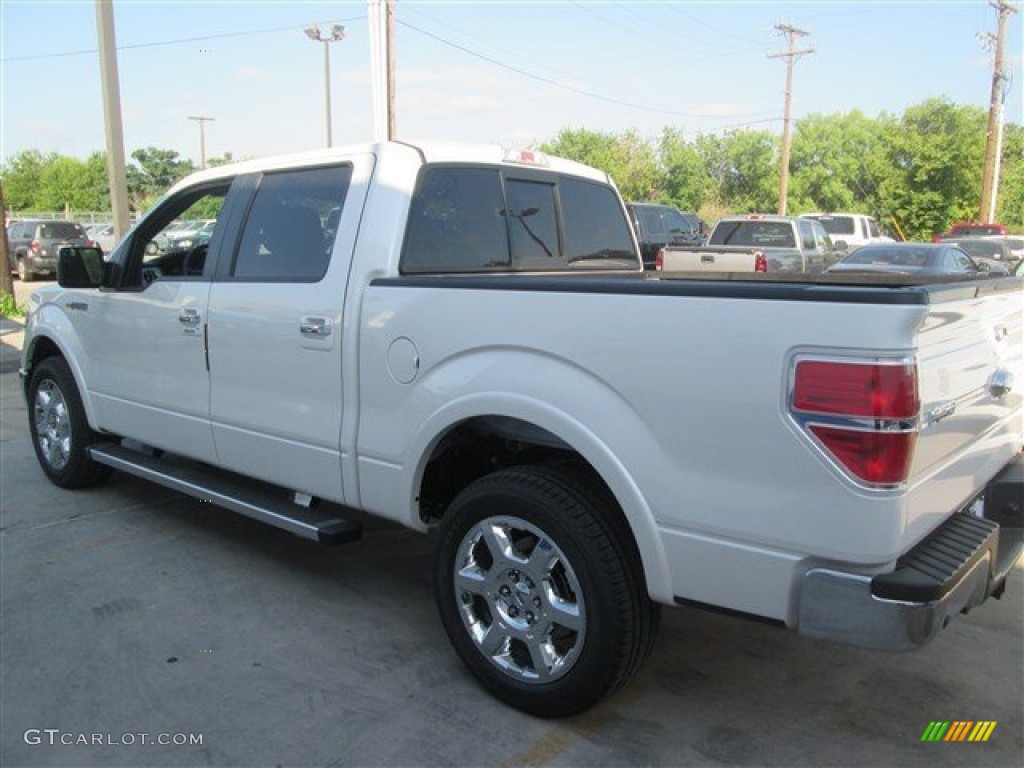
[28,357,111,488]
[435,465,659,717]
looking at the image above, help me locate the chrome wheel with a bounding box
[454,515,586,683]
[34,379,72,471]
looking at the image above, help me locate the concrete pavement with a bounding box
[1,286,1022,767]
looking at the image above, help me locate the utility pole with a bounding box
[386,0,396,140]
[0,182,13,299]
[979,1,1017,223]
[768,24,814,216]
[95,0,131,241]
[305,24,346,148]
[188,116,215,169]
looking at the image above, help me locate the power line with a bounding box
[1,17,366,63]
[398,16,777,130]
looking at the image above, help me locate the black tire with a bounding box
[435,464,660,717]
[17,256,35,282]
[27,357,112,488]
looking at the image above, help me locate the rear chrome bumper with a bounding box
[798,454,1024,652]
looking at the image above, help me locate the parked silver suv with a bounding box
[6,219,91,281]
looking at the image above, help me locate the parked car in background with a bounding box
[800,212,893,251]
[826,242,989,277]
[657,214,839,273]
[942,237,1017,273]
[6,219,93,281]
[934,221,1009,241]
[627,202,704,270]
[981,235,1024,261]
[86,224,118,254]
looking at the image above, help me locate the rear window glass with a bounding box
[710,220,796,248]
[39,222,85,239]
[952,225,1004,236]
[807,216,855,236]
[636,206,667,238]
[401,166,637,273]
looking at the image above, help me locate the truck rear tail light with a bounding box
[754,252,767,273]
[794,361,918,419]
[808,426,917,485]
[655,248,664,271]
[792,358,920,487]
[30,240,41,253]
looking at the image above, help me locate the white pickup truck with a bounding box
[20,142,1024,718]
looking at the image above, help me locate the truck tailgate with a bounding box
[907,281,1023,545]
[661,246,759,272]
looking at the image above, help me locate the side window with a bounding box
[401,167,508,273]
[233,164,352,281]
[505,179,559,265]
[117,182,232,289]
[560,178,636,263]
[798,219,816,250]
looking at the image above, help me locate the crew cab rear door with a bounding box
[205,154,374,504]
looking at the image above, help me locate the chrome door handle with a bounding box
[179,308,201,326]
[300,317,331,337]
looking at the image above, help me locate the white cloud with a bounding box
[235,66,276,85]
[399,90,501,118]
[687,103,749,118]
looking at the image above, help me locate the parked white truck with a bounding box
[21,142,1024,718]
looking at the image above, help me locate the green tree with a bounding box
[659,127,711,211]
[718,130,778,213]
[789,111,884,214]
[1,149,51,210]
[541,128,662,201]
[879,99,987,239]
[127,147,195,208]
[35,153,109,211]
[996,123,1023,229]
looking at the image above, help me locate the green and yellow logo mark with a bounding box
[921,721,997,742]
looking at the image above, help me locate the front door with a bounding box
[78,180,237,463]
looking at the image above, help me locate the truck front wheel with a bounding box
[28,357,111,488]
[435,465,659,717]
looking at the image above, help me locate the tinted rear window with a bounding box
[401,166,637,273]
[39,222,85,239]
[808,216,855,236]
[710,220,796,248]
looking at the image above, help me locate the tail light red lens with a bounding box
[30,240,41,253]
[755,252,767,273]
[793,359,920,486]
[809,426,917,485]
[794,361,918,419]
[655,248,664,271]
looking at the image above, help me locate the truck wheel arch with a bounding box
[22,329,101,432]
[407,397,675,604]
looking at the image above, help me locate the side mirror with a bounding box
[833,240,849,252]
[57,246,104,288]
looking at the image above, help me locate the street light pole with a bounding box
[304,24,346,148]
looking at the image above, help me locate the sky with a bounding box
[1,0,1021,167]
